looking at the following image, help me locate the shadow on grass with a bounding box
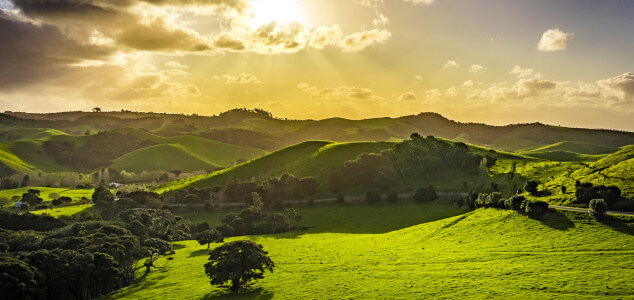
[531,209,574,231]
[112,273,168,298]
[604,215,634,236]
[189,249,211,257]
[199,287,274,300]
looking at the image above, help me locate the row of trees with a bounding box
[329,134,485,193]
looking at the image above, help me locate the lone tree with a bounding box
[204,240,274,292]
[589,199,608,222]
[524,180,539,195]
[196,230,223,249]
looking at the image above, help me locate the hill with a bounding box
[153,141,395,194]
[4,110,633,154]
[110,206,634,299]
[520,141,621,155]
[110,137,267,173]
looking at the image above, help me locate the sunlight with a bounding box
[248,0,304,27]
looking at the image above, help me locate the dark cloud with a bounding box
[0,12,114,89]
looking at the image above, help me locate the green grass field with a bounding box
[30,204,96,217]
[110,136,266,173]
[110,204,634,299]
[0,187,93,202]
[520,141,621,156]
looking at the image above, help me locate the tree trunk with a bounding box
[230,279,240,292]
[207,243,210,250]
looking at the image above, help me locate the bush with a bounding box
[365,191,381,204]
[525,200,549,216]
[386,190,399,203]
[413,186,437,203]
[336,193,345,204]
[504,195,525,211]
[589,199,608,221]
[524,180,539,195]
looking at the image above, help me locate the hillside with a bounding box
[4,110,633,154]
[110,137,267,173]
[153,141,395,193]
[110,207,634,299]
[520,141,621,155]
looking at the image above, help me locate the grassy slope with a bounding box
[0,187,93,201]
[110,206,634,299]
[521,141,620,155]
[522,150,604,162]
[110,136,266,173]
[0,128,68,141]
[153,141,395,194]
[30,204,97,217]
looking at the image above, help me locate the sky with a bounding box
[0,0,633,130]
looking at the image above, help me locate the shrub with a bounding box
[504,195,525,211]
[525,200,549,216]
[386,190,399,204]
[588,199,608,222]
[524,180,539,195]
[365,191,381,204]
[413,186,437,203]
[336,193,345,204]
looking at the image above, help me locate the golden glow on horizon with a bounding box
[248,0,305,27]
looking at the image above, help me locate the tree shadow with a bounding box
[189,249,211,257]
[603,215,634,236]
[530,209,575,231]
[199,287,274,300]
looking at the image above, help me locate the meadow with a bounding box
[110,201,634,299]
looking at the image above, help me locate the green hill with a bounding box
[522,150,604,162]
[0,127,68,141]
[110,207,634,299]
[521,141,620,155]
[110,137,267,173]
[153,141,395,193]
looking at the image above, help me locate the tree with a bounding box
[386,189,399,203]
[204,240,274,292]
[0,197,11,209]
[365,190,381,204]
[21,190,42,207]
[589,199,608,222]
[413,185,437,203]
[196,230,224,249]
[524,180,538,195]
[92,107,101,112]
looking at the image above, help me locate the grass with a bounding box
[520,141,620,155]
[110,206,634,299]
[154,141,395,194]
[30,204,96,217]
[0,187,93,202]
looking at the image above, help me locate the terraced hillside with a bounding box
[110,206,634,299]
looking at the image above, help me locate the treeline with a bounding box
[44,132,156,170]
[330,134,483,193]
[0,113,164,133]
[169,174,318,207]
[0,198,197,300]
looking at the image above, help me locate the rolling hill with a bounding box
[4,110,633,154]
[110,137,267,173]
[153,140,396,193]
[110,206,634,299]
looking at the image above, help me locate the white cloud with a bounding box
[442,60,459,70]
[597,72,634,106]
[462,80,474,88]
[469,64,485,73]
[298,83,379,100]
[537,28,573,52]
[510,65,543,79]
[397,92,417,101]
[222,73,261,84]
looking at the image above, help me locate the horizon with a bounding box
[0,0,633,131]
[6,108,634,132]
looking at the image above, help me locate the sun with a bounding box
[248,0,304,27]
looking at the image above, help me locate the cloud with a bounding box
[0,11,114,89]
[298,83,379,100]
[341,29,391,52]
[462,80,474,88]
[165,61,189,69]
[223,73,261,84]
[537,28,573,52]
[469,64,485,73]
[397,92,417,101]
[373,12,388,26]
[442,60,459,70]
[510,65,543,79]
[598,72,634,106]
